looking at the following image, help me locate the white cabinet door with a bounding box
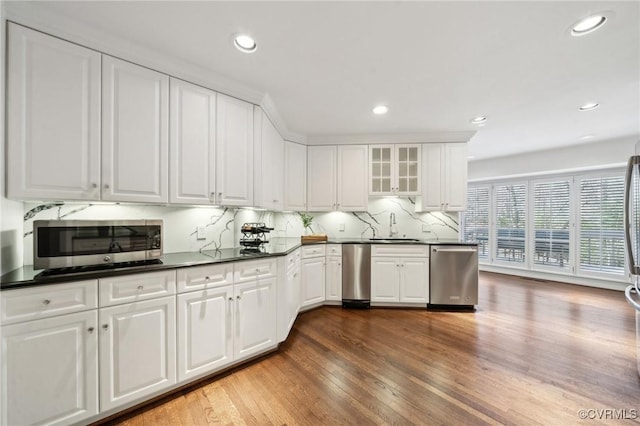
[1,311,98,426]
[285,142,307,211]
[325,255,342,302]
[395,145,421,195]
[369,145,420,196]
[399,258,429,303]
[102,56,169,203]
[216,93,254,206]
[419,143,467,212]
[444,143,468,211]
[301,257,326,307]
[177,286,233,382]
[234,278,277,361]
[169,78,216,205]
[99,296,176,411]
[7,23,101,201]
[286,262,301,335]
[254,109,284,211]
[371,258,399,302]
[420,143,444,211]
[307,146,337,211]
[337,145,368,211]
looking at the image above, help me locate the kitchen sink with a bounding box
[369,237,421,242]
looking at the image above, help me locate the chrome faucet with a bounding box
[389,212,397,237]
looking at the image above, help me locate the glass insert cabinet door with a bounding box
[369,144,420,195]
[370,146,393,194]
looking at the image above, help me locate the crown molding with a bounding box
[306,131,476,146]
[259,94,307,144]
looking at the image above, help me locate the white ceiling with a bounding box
[6,1,640,160]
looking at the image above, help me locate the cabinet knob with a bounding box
[92,183,98,188]
[103,256,111,262]
[237,295,241,300]
[205,276,210,281]
[88,327,95,334]
[228,297,233,302]
[102,324,109,331]
[137,285,144,291]
[104,184,110,189]
[218,192,222,198]
[42,299,51,305]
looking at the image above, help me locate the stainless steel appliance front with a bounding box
[342,244,371,308]
[429,245,478,308]
[33,219,162,270]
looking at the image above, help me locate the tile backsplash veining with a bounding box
[20,198,459,267]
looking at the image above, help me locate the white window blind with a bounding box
[495,184,527,263]
[533,180,571,270]
[464,186,490,260]
[578,175,625,275]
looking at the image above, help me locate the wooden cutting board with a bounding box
[301,234,328,243]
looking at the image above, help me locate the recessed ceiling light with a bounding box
[234,34,257,53]
[580,134,595,140]
[579,102,600,111]
[470,116,487,125]
[571,14,607,36]
[373,105,388,115]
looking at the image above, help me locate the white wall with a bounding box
[468,136,635,181]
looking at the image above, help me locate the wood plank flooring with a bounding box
[98,272,640,425]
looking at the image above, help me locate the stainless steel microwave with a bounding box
[33,219,162,270]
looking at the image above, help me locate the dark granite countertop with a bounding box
[0,237,477,290]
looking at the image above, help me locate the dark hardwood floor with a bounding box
[102,272,640,425]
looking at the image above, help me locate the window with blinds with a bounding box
[463,186,490,260]
[578,175,625,275]
[495,184,527,263]
[532,180,571,270]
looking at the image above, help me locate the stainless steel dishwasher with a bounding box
[429,244,478,309]
[342,244,371,308]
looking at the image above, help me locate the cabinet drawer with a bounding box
[301,244,326,258]
[99,270,176,306]
[234,258,277,283]
[326,244,342,256]
[1,280,98,325]
[177,263,233,293]
[371,244,429,258]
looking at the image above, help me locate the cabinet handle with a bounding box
[42,299,51,305]
[137,285,144,291]
[102,324,109,331]
[88,327,95,334]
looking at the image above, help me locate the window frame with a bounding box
[492,180,529,268]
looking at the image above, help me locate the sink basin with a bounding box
[369,238,421,242]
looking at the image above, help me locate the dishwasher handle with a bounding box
[432,247,477,253]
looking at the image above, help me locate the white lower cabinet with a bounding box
[177,286,233,382]
[325,255,342,302]
[234,278,277,361]
[277,250,301,343]
[1,310,99,426]
[371,245,429,304]
[301,246,327,308]
[99,296,176,412]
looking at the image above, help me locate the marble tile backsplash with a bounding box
[21,198,458,266]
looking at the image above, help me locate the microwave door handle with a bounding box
[625,156,640,275]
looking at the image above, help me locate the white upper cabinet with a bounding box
[102,56,169,203]
[307,146,337,211]
[418,143,467,212]
[169,78,217,205]
[6,23,101,201]
[337,145,369,211]
[307,145,368,212]
[254,108,284,211]
[216,94,254,207]
[369,144,420,196]
[284,142,307,211]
